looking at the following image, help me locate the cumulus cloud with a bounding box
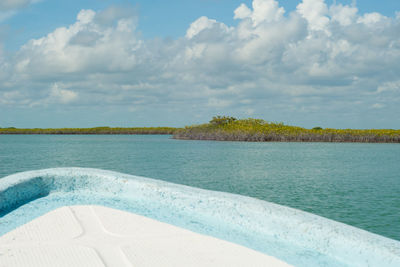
[186,16,232,39]
[15,9,141,76]
[297,0,329,32]
[1,0,400,128]
[234,4,252,20]
[329,3,358,26]
[357,12,387,25]
[234,0,285,26]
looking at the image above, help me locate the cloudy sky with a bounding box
[1,0,399,128]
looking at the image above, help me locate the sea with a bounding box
[0,134,399,241]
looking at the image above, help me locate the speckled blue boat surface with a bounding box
[1,168,399,267]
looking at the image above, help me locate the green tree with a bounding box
[209,116,237,126]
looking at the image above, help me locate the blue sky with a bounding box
[1,0,400,128]
[4,0,400,49]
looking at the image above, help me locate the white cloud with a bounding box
[186,16,231,39]
[330,4,358,26]
[77,9,96,24]
[234,4,252,20]
[251,0,285,26]
[297,0,330,32]
[233,0,284,26]
[15,9,141,75]
[49,83,78,104]
[1,0,400,128]
[186,16,217,39]
[357,12,387,25]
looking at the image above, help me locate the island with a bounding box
[173,116,400,143]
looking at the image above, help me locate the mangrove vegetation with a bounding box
[2,117,399,142]
[173,116,400,143]
[0,127,177,135]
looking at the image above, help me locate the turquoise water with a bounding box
[3,168,400,267]
[1,134,399,241]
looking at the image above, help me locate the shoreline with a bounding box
[172,117,400,143]
[2,116,400,143]
[0,127,178,135]
[172,135,400,143]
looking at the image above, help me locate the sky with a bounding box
[0,0,400,129]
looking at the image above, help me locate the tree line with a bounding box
[0,127,177,135]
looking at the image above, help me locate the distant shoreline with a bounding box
[0,127,178,135]
[2,117,400,143]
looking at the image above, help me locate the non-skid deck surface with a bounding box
[0,205,291,267]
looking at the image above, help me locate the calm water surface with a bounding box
[0,135,399,241]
